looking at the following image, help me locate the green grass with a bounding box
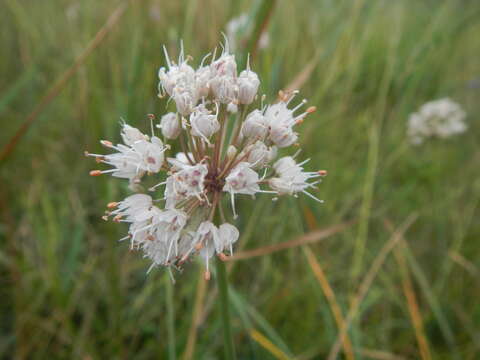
[1,0,480,359]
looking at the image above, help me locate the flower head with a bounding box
[86,40,325,280]
[407,98,467,145]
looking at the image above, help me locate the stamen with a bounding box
[179,40,186,63]
[199,52,211,67]
[163,45,171,68]
[89,170,102,176]
[218,253,229,261]
[146,263,156,275]
[100,140,113,147]
[302,190,324,203]
[107,202,119,209]
[204,270,211,281]
[291,99,307,112]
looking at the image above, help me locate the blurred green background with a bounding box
[1,0,479,359]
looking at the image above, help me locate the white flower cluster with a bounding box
[86,41,326,279]
[407,98,467,145]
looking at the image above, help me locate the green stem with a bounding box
[165,274,176,360]
[215,257,236,360]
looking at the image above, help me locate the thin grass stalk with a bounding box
[0,0,132,165]
[241,0,277,67]
[166,275,176,360]
[215,257,236,360]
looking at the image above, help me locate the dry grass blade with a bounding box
[249,328,291,360]
[182,270,208,360]
[386,220,432,360]
[228,221,352,261]
[448,250,479,277]
[360,348,407,360]
[327,214,418,360]
[303,246,355,360]
[283,53,320,95]
[0,0,132,165]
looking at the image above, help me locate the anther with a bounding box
[318,170,328,176]
[204,270,211,281]
[306,106,317,114]
[107,202,118,209]
[90,170,102,176]
[217,253,229,261]
[147,114,155,120]
[100,140,113,147]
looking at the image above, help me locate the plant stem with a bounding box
[165,274,176,360]
[215,257,236,360]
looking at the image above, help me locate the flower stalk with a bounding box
[215,256,236,360]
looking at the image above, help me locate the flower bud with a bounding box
[195,66,211,98]
[211,53,237,78]
[158,112,181,139]
[268,177,293,195]
[267,145,277,163]
[269,125,298,148]
[158,62,195,97]
[241,109,268,139]
[209,75,238,104]
[173,88,197,116]
[227,145,237,159]
[245,141,270,169]
[217,223,239,253]
[237,69,260,104]
[227,102,238,113]
[121,124,148,146]
[190,105,220,141]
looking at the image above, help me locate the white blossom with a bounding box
[243,141,275,169]
[264,93,316,148]
[237,67,260,105]
[209,74,238,104]
[158,112,181,139]
[189,104,220,142]
[86,126,166,183]
[241,109,268,139]
[165,161,209,206]
[87,40,324,279]
[223,162,260,218]
[407,98,467,145]
[218,223,239,254]
[269,156,324,202]
[121,123,149,146]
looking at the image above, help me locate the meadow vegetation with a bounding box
[1,0,479,359]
